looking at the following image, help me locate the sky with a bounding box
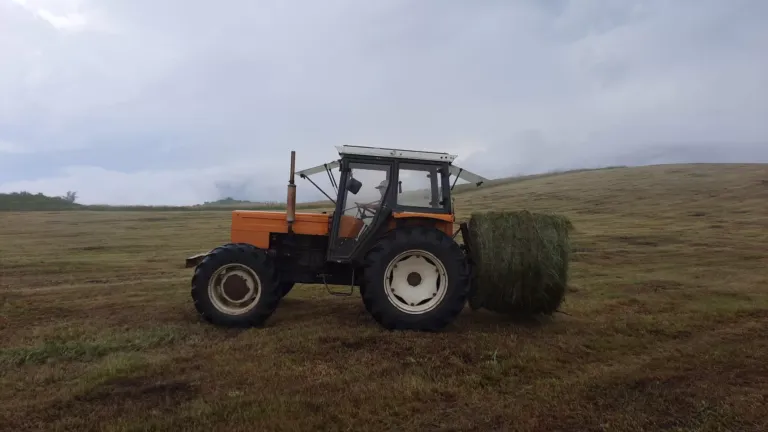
[1,0,767,205]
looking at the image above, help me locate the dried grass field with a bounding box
[1,164,767,431]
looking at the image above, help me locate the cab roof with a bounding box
[296,145,487,187]
[335,145,457,163]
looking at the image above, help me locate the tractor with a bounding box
[185,145,488,331]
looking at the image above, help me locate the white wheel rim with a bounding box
[383,249,448,314]
[208,263,262,315]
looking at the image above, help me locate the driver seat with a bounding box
[338,215,365,239]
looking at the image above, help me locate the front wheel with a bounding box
[360,227,470,331]
[191,243,282,327]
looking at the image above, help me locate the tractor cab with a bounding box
[296,145,486,264]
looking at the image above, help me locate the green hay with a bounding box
[466,210,573,316]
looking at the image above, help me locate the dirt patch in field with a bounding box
[76,376,198,405]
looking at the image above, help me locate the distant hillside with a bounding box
[201,197,280,207]
[13,163,738,212]
[450,165,629,195]
[451,162,768,223]
[0,192,333,212]
[202,197,258,206]
[0,192,83,211]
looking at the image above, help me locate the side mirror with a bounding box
[347,177,362,195]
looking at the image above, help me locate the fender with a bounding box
[388,211,455,237]
[185,251,211,268]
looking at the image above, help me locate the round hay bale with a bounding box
[466,210,573,316]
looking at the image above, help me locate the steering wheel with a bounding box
[342,201,378,220]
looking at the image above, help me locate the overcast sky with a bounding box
[1,0,767,205]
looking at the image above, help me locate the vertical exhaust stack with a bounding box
[286,150,296,233]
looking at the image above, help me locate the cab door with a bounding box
[327,158,394,262]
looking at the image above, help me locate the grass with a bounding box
[1,163,767,431]
[0,325,184,366]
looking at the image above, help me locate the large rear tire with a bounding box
[191,243,282,327]
[360,227,470,331]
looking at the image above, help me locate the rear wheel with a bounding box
[191,243,282,327]
[360,227,470,331]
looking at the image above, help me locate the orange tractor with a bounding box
[185,146,487,331]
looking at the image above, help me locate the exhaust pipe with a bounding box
[287,150,296,233]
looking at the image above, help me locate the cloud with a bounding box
[0,140,30,154]
[1,0,766,204]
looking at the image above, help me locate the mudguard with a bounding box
[185,251,210,268]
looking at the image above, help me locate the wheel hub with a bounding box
[406,272,422,287]
[221,273,251,303]
[384,250,448,314]
[208,264,262,315]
